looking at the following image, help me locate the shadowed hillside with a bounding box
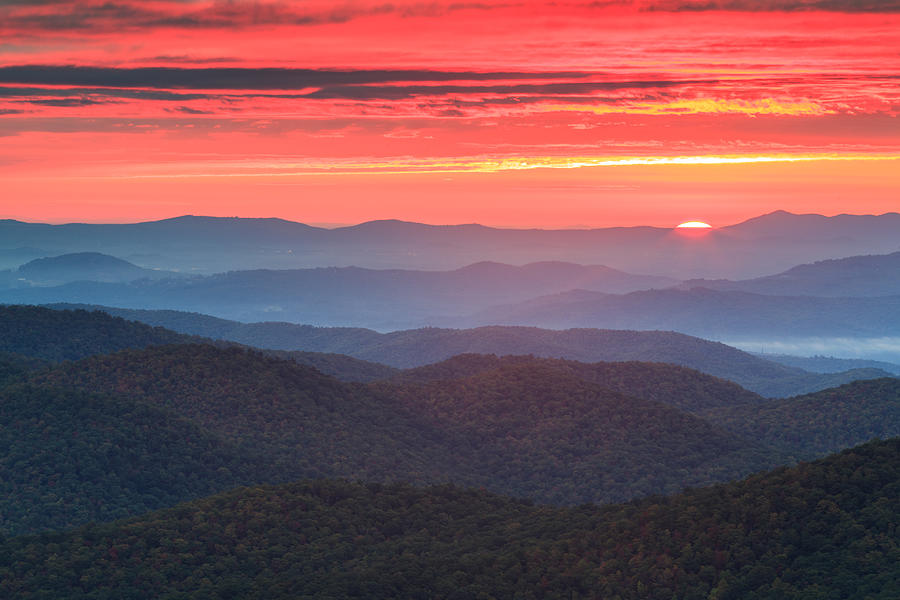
[3,438,899,599]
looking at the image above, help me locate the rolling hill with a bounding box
[389,353,765,413]
[30,344,783,508]
[677,250,900,297]
[700,378,900,460]
[461,287,900,339]
[39,303,887,397]
[0,261,674,328]
[3,438,898,599]
[0,383,280,536]
[13,252,177,286]
[0,304,194,361]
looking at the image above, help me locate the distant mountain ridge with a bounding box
[756,353,900,375]
[2,210,898,278]
[460,286,900,339]
[41,303,891,397]
[10,252,180,286]
[0,261,675,328]
[677,250,900,297]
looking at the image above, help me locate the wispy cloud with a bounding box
[638,0,900,12]
[0,1,521,35]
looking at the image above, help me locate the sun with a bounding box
[674,221,713,238]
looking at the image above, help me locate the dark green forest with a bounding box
[390,353,765,412]
[2,439,898,599]
[0,384,281,536]
[701,378,900,459]
[0,305,193,361]
[2,304,900,598]
[19,344,783,524]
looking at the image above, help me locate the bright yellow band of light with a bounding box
[542,98,835,117]
[676,221,713,228]
[66,153,900,179]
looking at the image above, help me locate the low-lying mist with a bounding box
[723,337,900,363]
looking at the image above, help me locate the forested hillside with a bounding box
[391,353,765,412]
[0,305,193,361]
[3,438,898,599]
[26,344,783,510]
[42,304,875,397]
[701,378,900,459]
[0,384,280,536]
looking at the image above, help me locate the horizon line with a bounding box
[3,209,900,231]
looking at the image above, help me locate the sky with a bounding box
[1,0,898,228]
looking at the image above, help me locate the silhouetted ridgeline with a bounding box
[2,211,899,278]
[0,304,396,381]
[677,250,900,297]
[44,304,892,397]
[3,438,899,599]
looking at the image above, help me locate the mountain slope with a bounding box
[30,344,457,485]
[3,438,899,599]
[0,261,675,328]
[379,362,782,504]
[0,305,194,361]
[701,378,900,459]
[30,344,783,506]
[678,250,900,297]
[463,287,900,338]
[38,304,864,397]
[0,383,280,536]
[390,353,765,413]
[14,252,175,286]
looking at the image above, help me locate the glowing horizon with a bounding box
[1,0,898,226]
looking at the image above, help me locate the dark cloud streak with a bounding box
[304,80,705,100]
[0,66,596,89]
[0,1,521,34]
[639,0,900,12]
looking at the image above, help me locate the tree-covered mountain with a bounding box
[27,344,784,509]
[390,353,765,413]
[376,362,782,504]
[29,344,459,485]
[0,304,395,382]
[3,438,898,599]
[0,383,281,536]
[268,349,399,382]
[41,303,886,397]
[700,378,900,460]
[0,351,47,385]
[0,305,194,361]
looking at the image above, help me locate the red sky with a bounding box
[1,0,898,227]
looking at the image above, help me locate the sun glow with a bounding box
[675,221,713,238]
